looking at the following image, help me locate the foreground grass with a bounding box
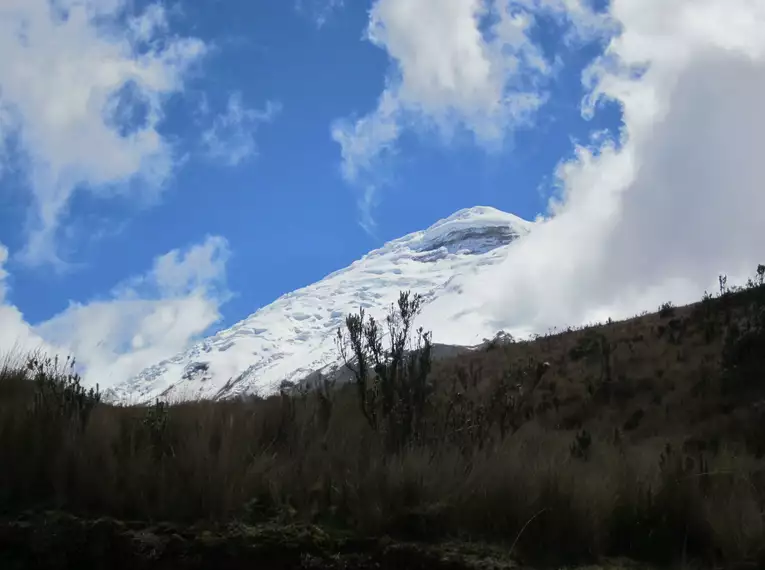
[0,510,516,570]
[0,510,661,570]
[2,275,765,568]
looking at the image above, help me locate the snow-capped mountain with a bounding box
[106,206,533,404]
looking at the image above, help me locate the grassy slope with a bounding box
[1,281,764,569]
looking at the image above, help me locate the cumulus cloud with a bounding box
[332,0,609,230]
[0,244,52,355]
[426,0,765,342]
[201,93,281,167]
[0,0,207,266]
[0,236,230,389]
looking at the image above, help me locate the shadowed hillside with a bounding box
[2,268,765,569]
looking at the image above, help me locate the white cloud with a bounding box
[0,0,207,266]
[332,0,609,230]
[432,0,765,340]
[201,93,280,167]
[0,236,230,389]
[0,243,59,358]
[295,0,346,29]
[0,245,9,304]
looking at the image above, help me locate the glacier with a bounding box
[105,206,534,404]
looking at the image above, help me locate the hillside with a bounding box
[2,273,765,569]
[428,278,765,452]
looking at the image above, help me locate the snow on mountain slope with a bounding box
[105,206,534,403]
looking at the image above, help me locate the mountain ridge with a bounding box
[105,206,534,403]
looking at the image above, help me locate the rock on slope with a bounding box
[106,207,533,404]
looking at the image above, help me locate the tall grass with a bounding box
[2,282,765,567]
[2,357,764,567]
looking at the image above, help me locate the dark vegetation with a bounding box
[2,266,765,569]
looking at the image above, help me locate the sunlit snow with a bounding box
[106,206,533,403]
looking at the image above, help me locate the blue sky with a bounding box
[0,0,617,325]
[1,0,764,387]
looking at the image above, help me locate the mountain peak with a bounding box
[431,205,529,225]
[402,206,533,257]
[105,206,533,404]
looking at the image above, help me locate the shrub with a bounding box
[658,301,675,318]
[721,305,765,399]
[28,355,101,431]
[336,291,434,453]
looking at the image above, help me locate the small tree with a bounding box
[336,291,433,452]
[336,307,379,430]
[719,274,729,297]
